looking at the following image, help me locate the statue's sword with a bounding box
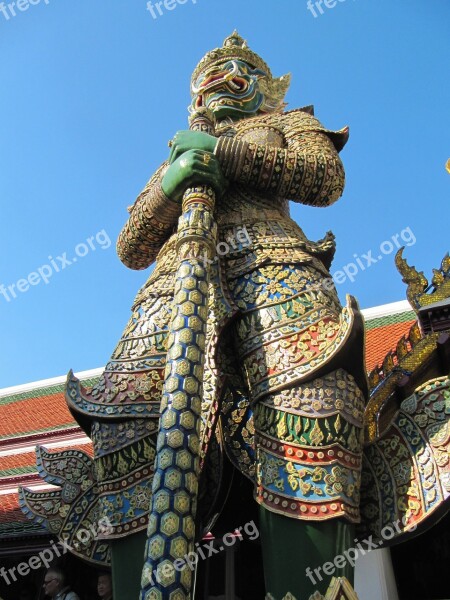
[140,108,217,600]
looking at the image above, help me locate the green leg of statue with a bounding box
[260,506,354,599]
[111,530,147,599]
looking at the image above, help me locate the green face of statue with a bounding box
[190,59,266,121]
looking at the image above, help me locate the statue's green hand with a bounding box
[162,149,228,203]
[168,131,217,164]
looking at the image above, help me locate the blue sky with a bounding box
[0,0,448,387]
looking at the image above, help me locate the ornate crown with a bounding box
[192,31,272,82]
[191,31,291,110]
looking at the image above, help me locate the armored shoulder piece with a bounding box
[232,107,349,152]
[215,108,348,206]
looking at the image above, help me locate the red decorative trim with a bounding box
[255,486,360,522]
[0,426,85,451]
[257,433,362,469]
[0,473,46,491]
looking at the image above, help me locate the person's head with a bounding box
[43,567,66,598]
[97,572,113,599]
[190,31,290,125]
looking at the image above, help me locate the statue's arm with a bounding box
[116,162,180,270]
[214,113,347,206]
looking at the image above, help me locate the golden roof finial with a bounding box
[396,248,450,309]
[395,248,428,310]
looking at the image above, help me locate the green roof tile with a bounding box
[365,311,416,331]
[0,377,100,406]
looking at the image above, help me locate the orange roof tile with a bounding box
[0,452,40,472]
[0,392,77,439]
[365,319,416,372]
[0,492,26,521]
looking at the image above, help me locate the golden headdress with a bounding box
[191,31,291,112]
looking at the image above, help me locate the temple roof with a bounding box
[0,302,417,541]
[0,370,97,541]
[364,300,416,372]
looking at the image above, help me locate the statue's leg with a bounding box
[260,507,354,598]
[226,263,366,599]
[252,372,364,600]
[111,530,147,599]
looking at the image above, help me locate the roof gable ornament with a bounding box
[396,248,450,311]
[366,249,450,441]
[396,248,450,335]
